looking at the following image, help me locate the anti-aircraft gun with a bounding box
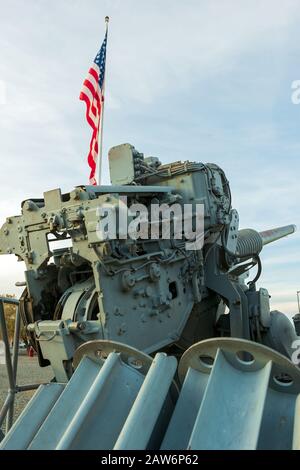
[1,144,300,451]
[0,143,297,381]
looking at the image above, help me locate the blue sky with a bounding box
[0,0,299,315]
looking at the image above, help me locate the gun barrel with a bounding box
[259,224,296,246]
[236,224,296,258]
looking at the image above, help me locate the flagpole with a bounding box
[97,16,109,185]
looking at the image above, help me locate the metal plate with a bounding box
[178,337,300,394]
[73,340,153,376]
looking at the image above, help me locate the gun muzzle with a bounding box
[236,224,296,258]
[259,224,296,246]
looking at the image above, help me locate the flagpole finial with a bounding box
[105,16,109,23]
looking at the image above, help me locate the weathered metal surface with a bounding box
[1,349,177,450]
[73,339,153,373]
[0,384,65,449]
[162,338,300,450]
[1,339,299,450]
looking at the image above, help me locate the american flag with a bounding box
[80,31,107,185]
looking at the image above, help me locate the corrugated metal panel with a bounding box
[163,350,272,449]
[114,353,177,450]
[1,338,300,450]
[0,384,65,450]
[1,351,177,450]
[162,338,300,450]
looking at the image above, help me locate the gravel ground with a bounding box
[0,355,53,435]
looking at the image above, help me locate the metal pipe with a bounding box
[0,392,14,429]
[83,185,173,194]
[259,224,296,246]
[11,307,20,385]
[6,307,21,432]
[0,302,15,392]
[16,384,44,392]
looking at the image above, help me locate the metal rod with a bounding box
[6,307,21,432]
[0,392,14,429]
[297,291,300,314]
[97,16,109,185]
[0,299,20,434]
[16,383,44,392]
[11,307,20,385]
[259,224,296,246]
[0,301,15,392]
